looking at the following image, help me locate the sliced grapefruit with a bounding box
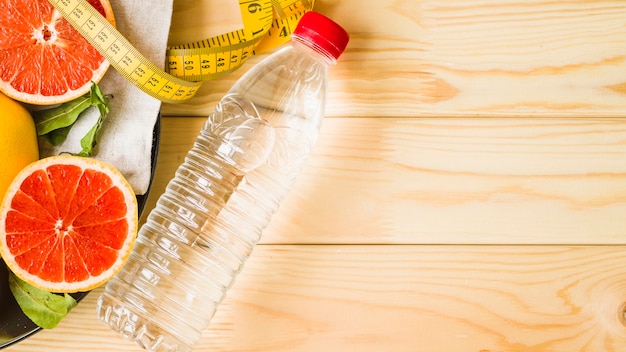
[0,0,116,105]
[0,156,137,293]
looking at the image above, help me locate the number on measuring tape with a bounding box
[47,0,315,103]
[165,0,314,82]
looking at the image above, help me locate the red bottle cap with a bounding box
[293,11,349,60]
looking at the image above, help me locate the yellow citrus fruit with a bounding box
[0,155,138,293]
[0,92,39,203]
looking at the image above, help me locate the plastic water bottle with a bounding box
[96,11,349,352]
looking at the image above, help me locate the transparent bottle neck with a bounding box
[290,35,337,66]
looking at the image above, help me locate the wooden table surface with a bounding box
[7,0,626,351]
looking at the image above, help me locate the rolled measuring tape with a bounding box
[47,0,315,104]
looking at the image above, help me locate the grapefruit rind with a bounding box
[0,62,112,106]
[0,156,137,293]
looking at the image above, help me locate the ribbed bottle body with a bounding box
[97,122,272,351]
[97,44,330,352]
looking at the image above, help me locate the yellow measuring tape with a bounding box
[47,0,314,104]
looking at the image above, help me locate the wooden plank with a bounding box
[8,245,626,352]
[144,117,626,245]
[162,0,626,118]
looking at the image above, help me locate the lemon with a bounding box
[0,92,39,202]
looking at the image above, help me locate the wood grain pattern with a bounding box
[142,117,626,245]
[7,1,626,351]
[168,0,241,46]
[7,246,626,352]
[162,0,626,118]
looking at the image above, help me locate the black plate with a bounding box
[0,115,161,349]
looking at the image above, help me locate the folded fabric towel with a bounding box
[40,0,173,195]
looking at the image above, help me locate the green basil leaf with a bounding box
[33,94,92,136]
[33,82,111,154]
[74,83,110,157]
[41,125,73,146]
[76,116,103,157]
[8,272,77,329]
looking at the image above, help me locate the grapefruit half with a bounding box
[0,156,137,293]
[0,0,116,105]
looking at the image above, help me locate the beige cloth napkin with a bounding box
[39,0,174,195]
